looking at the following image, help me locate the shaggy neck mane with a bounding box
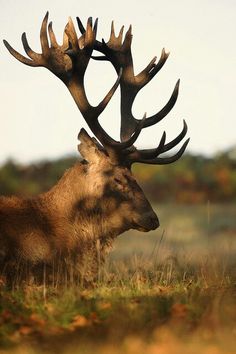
[39,161,115,243]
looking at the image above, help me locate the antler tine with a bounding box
[122,25,132,52]
[126,132,166,162]
[3,12,57,68]
[3,39,40,67]
[110,21,116,40]
[85,17,94,46]
[117,26,124,45]
[96,69,123,116]
[62,23,69,50]
[48,22,59,48]
[130,138,190,165]
[148,48,170,80]
[66,17,79,50]
[21,33,42,62]
[87,17,93,28]
[130,120,188,162]
[129,131,166,160]
[76,16,86,34]
[40,12,50,55]
[120,113,146,149]
[141,56,157,75]
[93,18,98,38]
[143,80,180,128]
[136,48,170,87]
[160,120,188,153]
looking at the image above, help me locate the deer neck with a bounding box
[39,160,129,244]
[42,162,87,216]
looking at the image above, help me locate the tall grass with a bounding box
[1,247,236,354]
[0,203,236,353]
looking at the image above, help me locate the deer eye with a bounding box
[114,178,123,185]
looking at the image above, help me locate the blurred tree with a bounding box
[0,152,236,203]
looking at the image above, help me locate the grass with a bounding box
[0,203,236,353]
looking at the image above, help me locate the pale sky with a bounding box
[1,0,236,163]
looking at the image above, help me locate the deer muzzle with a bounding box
[134,211,159,232]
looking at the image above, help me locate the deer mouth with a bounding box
[134,216,160,232]
[136,226,151,232]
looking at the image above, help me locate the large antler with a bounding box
[3,13,144,154]
[77,18,180,140]
[3,13,189,165]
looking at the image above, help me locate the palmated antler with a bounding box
[4,13,189,165]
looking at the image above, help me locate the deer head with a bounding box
[74,129,159,235]
[3,13,189,236]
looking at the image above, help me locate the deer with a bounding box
[2,13,189,285]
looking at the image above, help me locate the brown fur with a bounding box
[2,14,190,286]
[0,134,159,285]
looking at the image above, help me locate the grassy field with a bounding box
[0,203,236,354]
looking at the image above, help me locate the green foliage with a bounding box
[133,153,236,203]
[0,153,236,203]
[0,156,77,197]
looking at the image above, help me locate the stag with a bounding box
[2,13,189,284]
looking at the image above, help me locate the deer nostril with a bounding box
[134,212,159,231]
[149,214,159,229]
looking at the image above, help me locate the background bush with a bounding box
[1,151,236,203]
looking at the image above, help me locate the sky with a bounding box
[0,0,236,164]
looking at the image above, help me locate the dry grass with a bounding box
[0,203,236,353]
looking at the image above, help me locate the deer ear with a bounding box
[78,128,107,163]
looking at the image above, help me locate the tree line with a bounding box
[0,153,236,203]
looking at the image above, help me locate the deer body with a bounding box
[3,13,189,283]
[0,139,158,281]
